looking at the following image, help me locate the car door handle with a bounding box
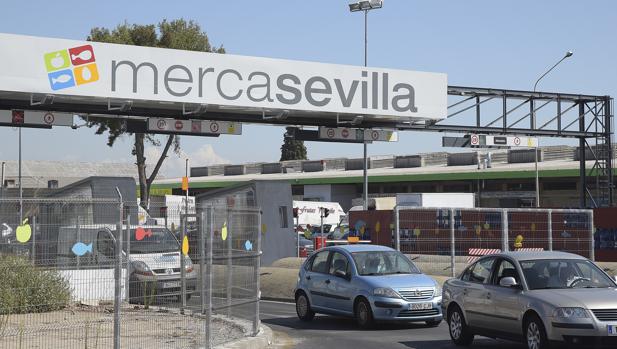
[306,276,311,280]
[325,279,331,284]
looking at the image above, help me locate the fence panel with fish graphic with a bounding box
[0,198,262,349]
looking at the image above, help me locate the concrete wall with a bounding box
[256,181,295,266]
[304,185,332,202]
[330,185,358,212]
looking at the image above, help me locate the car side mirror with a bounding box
[334,270,348,279]
[499,277,520,289]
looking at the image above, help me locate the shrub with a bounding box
[0,255,71,314]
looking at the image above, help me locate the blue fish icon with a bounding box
[72,242,93,256]
[244,240,253,251]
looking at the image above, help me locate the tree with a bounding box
[86,19,224,211]
[280,127,308,161]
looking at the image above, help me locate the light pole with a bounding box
[532,50,573,207]
[349,0,383,211]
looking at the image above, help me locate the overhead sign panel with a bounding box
[0,109,73,127]
[470,134,538,148]
[147,118,242,135]
[0,33,447,121]
[318,127,398,142]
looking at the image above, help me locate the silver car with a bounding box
[442,251,617,349]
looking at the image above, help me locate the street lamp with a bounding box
[349,0,383,211]
[532,50,573,207]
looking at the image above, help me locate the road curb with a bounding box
[216,324,274,349]
[261,296,294,303]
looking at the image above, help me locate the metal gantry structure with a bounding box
[417,86,613,208]
[0,85,613,208]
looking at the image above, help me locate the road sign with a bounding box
[147,118,242,136]
[363,129,398,142]
[318,127,397,142]
[0,110,73,127]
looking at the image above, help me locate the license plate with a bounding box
[608,325,617,336]
[410,302,433,311]
[162,281,180,289]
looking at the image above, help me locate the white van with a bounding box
[57,224,197,303]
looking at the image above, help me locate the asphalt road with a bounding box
[259,300,528,349]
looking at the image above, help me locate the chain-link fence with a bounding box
[0,198,261,349]
[393,207,594,277]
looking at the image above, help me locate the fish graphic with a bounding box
[244,240,253,251]
[52,74,72,85]
[182,236,189,256]
[135,227,153,241]
[72,242,93,256]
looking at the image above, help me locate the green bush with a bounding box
[0,256,71,314]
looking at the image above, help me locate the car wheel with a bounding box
[525,315,550,349]
[295,292,315,321]
[425,319,442,327]
[355,298,374,329]
[448,306,474,346]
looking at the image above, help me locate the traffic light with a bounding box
[321,208,330,218]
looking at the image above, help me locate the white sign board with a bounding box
[318,127,398,142]
[0,33,447,121]
[470,134,538,148]
[0,110,73,127]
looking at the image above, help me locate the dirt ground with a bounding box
[0,304,246,349]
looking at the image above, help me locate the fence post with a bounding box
[589,210,595,261]
[394,206,400,251]
[31,215,36,264]
[205,206,214,349]
[547,209,553,251]
[200,210,206,315]
[449,208,456,277]
[114,189,124,349]
[180,214,186,314]
[76,216,81,268]
[253,209,262,336]
[226,209,233,317]
[502,209,509,252]
[125,214,131,302]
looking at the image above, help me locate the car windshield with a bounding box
[124,227,179,254]
[352,251,420,276]
[520,259,616,290]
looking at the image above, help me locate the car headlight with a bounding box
[434,283,442,298]
[553,307,589,318]
[132,261,154,276]
[373,287,401,299]
[185,257,194,273]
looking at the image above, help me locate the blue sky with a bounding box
[0,0,615,176]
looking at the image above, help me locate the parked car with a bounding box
[442,251,617,349]
[295,244,443,328]
[298,235,314,257]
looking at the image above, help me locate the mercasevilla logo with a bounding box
[109,60,419,113]
[44,45,99,90]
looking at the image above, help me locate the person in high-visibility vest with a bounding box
[304,224,312,240]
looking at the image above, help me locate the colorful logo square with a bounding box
[44,50,70,72]
[44,45,98,91]
[68,45,95,66]
[74,63,99,85]
[48,69,75,90]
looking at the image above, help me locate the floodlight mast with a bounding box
[349,0,383,211]
[532,50,574,208]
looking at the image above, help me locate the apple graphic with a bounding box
[16,220,31,243]
[51,53,65,69]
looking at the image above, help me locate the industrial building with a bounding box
[153,144,617,210]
